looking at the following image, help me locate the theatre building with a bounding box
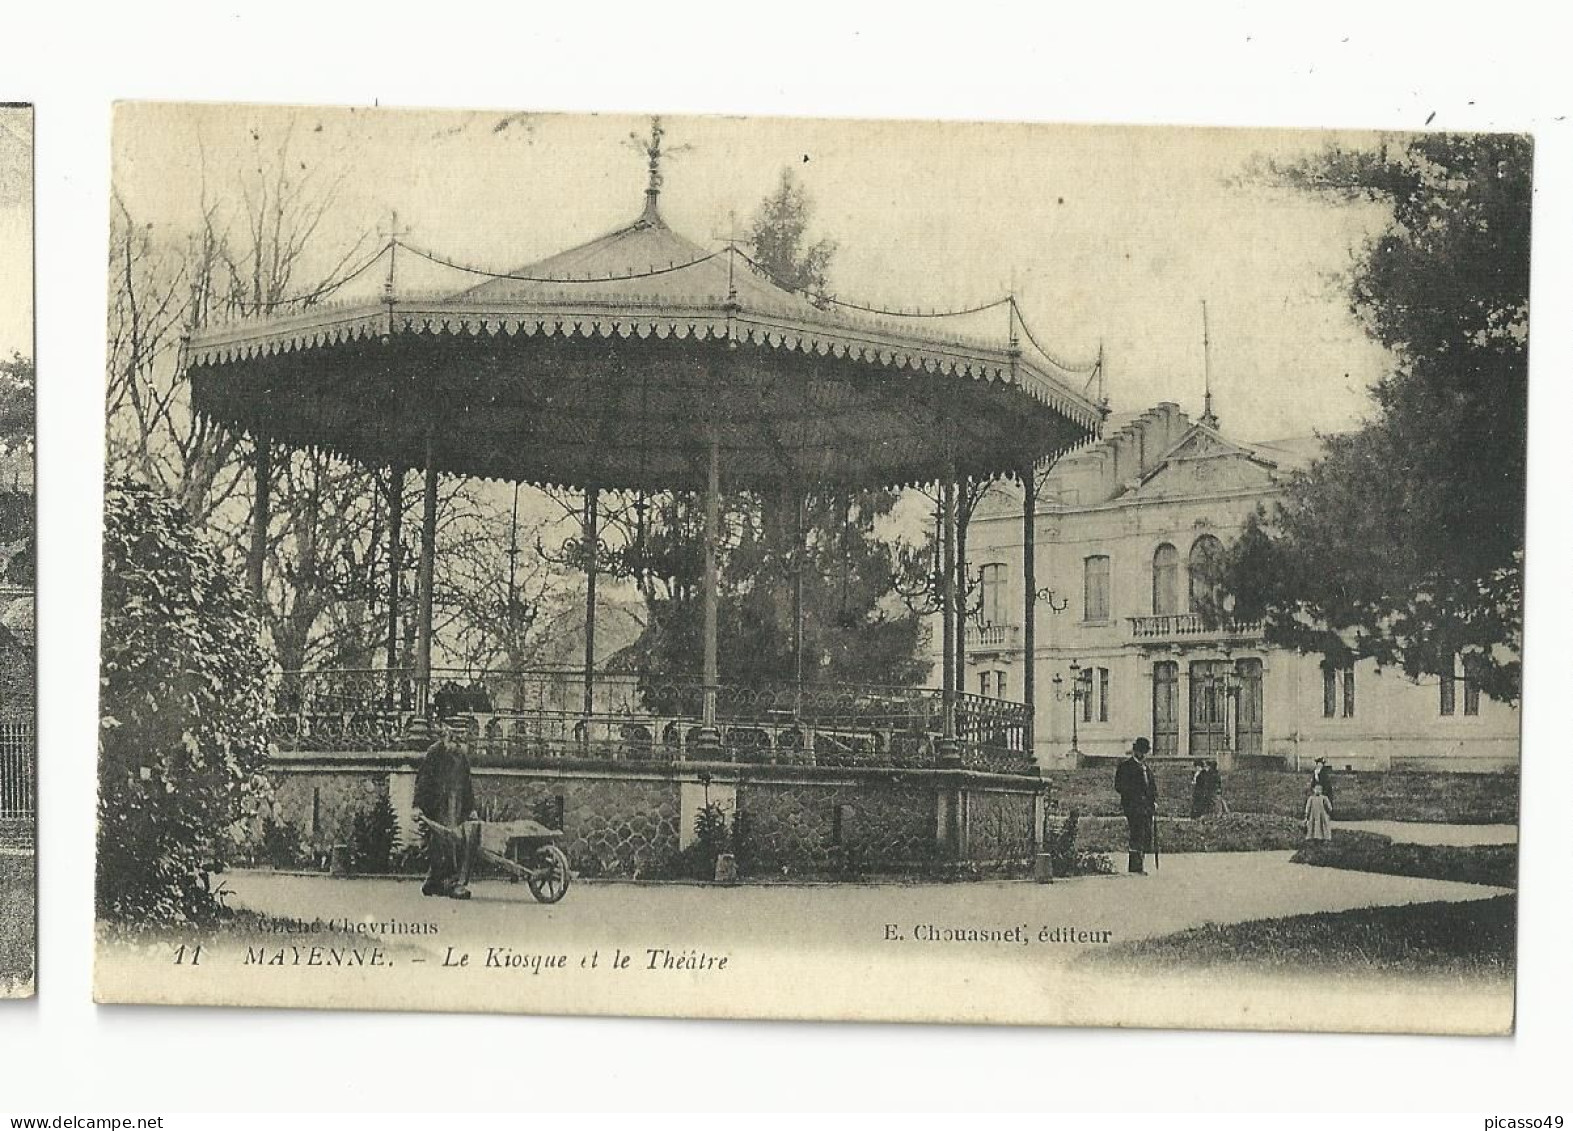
[960,401,1520,773]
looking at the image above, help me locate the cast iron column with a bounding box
[938,474,961,766]
[1021,466,1038,762]
[413,436,438,726]
[582,487,599,726]
[247,440,271,604]
[385,466,404,709]
[695,428,722,756]
[954,479,970,697]
[792,488,805,718]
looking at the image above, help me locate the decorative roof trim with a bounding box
[186,299,1105,433]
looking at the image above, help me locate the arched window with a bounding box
[1188,534,1226,614]
[1152,543,1180,615]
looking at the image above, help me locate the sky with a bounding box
[0,106,31,362]
[111,103,1403,444]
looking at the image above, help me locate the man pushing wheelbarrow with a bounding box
[412,718,573,905]
[413,719,481,899]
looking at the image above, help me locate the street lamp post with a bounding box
[1051,660,1088,759]
[1211,648,1243,754]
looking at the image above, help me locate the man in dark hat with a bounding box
[1114,737,1159,875]
[413,719,481,899]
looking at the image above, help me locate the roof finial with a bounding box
[628,115,665,222]
[1200,299,1219,430]
[626,116,693,226]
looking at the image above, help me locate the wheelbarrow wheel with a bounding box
[526,844,571,904]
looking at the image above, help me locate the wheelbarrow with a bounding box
[418,816,572,904]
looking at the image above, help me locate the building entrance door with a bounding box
[1188,660,1229,758]
[1152,661,1179,758]
[1235,658,1263,757]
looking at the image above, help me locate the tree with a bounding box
[0,353,34,585]
[98,478,272,923]
[1219,134,1529,702]
[0,352,33,457]
[106,117,566,680]
[747,168,836,295]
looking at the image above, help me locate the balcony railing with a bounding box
[965,622,1019,650]
[0,722,33,820]
[265,668,1036,776]
[1127,613,1265,642]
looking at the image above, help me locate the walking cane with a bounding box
[1151,806,1160,871]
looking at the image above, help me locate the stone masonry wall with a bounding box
[966,788,1036,861]
[475,773,681,879]
[735,777,938,873]
[268,772,389,854]
[259,758,1043,878]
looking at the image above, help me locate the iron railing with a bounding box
[1127,613,1264,641]
[0,722,34,820]
[266,668,1035,775]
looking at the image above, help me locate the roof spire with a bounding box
[631,116,666,224]
[1199,299,1219,430]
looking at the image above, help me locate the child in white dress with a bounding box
[1303,783,1333,842]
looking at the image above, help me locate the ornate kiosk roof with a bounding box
[187,186,1103,492]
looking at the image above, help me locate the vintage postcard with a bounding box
[95,103,1526,1032]
[1,103,35,1001]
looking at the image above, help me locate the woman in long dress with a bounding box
[1303,783,1333,842]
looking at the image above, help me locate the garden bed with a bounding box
[1050,766,1519,823]
[1074,812,1307,853]
[1292,836,1518,888]
[1084,894,1515,980]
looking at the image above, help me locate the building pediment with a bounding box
[1127,425,1279,499]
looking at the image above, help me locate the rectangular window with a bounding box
[1098,667,1110,723]
[980,563,1009,626]
[1080,668,1094,724]
[1463,656,1481,717]
[995,670,1008,702]
[1323,666,1355,718]
[978,671,991,697]
[1439,672,1456,716]
[1084,555,1111,621]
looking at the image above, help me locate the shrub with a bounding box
[686,801,732,878]
[350,794,400,873]
[1047,809,1115,877]
[260,817,304,871]
[731,809,756,873]
[650,802,738,881]
[98,479,271,925]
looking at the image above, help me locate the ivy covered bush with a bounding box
[98,478,272,924]
[1048,810,1115,877]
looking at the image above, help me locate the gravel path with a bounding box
[218,850,1511,960]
